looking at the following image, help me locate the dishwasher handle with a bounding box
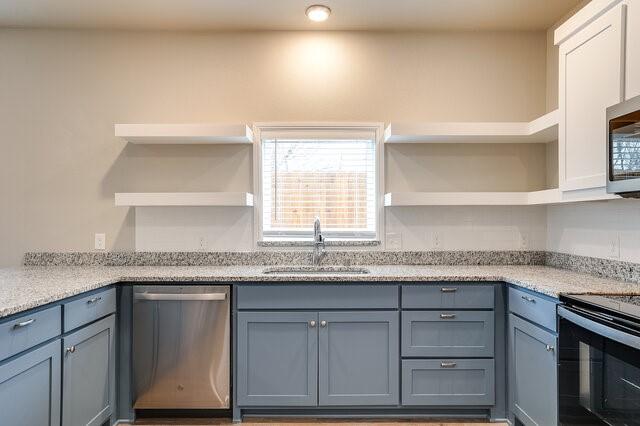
[135,292,227,301]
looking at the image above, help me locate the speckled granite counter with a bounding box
[2,264,640,319]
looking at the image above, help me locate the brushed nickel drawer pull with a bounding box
[65,345,76,354]
[440,362,457,368]
[521,295,536,303]
[440,287,458,293]
[309,320,317,328]
[14,318,36,328]
[440,313,456,319]
[87,296,102,304]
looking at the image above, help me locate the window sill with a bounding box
[257,240,381,248]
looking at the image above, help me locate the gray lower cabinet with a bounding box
[237,311,318,406]
[318,311,399,406]
[236,310,399,407]
[509,313,557,426]
[0,340,61,426]
[62,314,116,426]
[402,359,495,406]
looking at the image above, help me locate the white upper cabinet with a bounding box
[626,1,640,100]
[557,2,627,192]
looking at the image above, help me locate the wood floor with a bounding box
[126,419,506,425]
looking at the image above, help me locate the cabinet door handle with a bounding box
[309,320,317,328]
[13,318,36,328]
[87,296,102,304]
[320,320,327,327]
[440,313,456,319]
[440,362,457,368]
[440,287,458,293]
[521,295,536,303]
[65,346,76,354]
[545,344,555,352]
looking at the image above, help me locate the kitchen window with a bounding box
[256,125,382,242]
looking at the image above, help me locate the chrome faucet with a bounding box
[312,217,325,266]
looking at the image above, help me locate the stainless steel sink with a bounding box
[262,266,370,275]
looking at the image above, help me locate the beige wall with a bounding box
[0,29,548,265]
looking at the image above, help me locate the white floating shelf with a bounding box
[115,192,254,207]
[384,110,559,144]
[384,188,619,207]
[115,123,253,144]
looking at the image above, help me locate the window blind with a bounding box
[262,137,377,240]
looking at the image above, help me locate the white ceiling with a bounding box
[0,0,585,32]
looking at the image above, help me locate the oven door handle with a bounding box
[558,305,640,350]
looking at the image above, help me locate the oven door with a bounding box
[558,306,640,425]
[607,94,640,195]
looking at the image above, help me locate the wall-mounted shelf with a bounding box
[115,192,254,207]
[384,110,559,144]
[114,124,253,144]
[384,187,619,206]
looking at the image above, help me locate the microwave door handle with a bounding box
[135,293,227,301]
[558,306,640,350]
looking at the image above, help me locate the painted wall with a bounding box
[0,29,548,264]
[547,200,640,262]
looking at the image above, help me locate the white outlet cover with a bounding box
[94,233,106,250]
[386,233,402,250]
[609,233,620,259]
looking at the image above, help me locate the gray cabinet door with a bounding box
[237,311,318,406]
[62,315,116,426]
[318,311,399,406]
[0,340,61,426]
[509,313,557,426]
[402,311,494,357]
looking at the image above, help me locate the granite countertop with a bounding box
[2,264,640,319]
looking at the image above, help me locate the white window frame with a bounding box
[253,122,385,246]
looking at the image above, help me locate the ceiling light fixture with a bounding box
[306,5,331,22]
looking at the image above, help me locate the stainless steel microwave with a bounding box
[607,94,640,197]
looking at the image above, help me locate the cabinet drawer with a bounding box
[402,284,494,309]
[402,311,494,357]
[64,288,116,332]
[402,359,495,406]
[0,306,61,361]
[508,287,558,332]
[237,285,398,310]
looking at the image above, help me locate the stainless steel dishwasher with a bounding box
[132,285,230,409]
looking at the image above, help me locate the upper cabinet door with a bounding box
[236,311,318,407]
[318,311,399,406]
[62,315,116,426]
[559,3,627,192]
[626,0,640,99]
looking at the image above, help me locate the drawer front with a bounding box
[0,306,62,361]
[508,287,558,332]
[402,359,495,406]
[237,285,398,310]
[402,284,494,309]
[64,288,116,332]
[402,311,494,357]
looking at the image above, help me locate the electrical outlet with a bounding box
[386,233,402,250]
[432,231,442,250]
[198,237,207,252]
[608,233,620,259]
[519,232,529,250]
[94,233,106,250]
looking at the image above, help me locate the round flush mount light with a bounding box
[306,5,331,22]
